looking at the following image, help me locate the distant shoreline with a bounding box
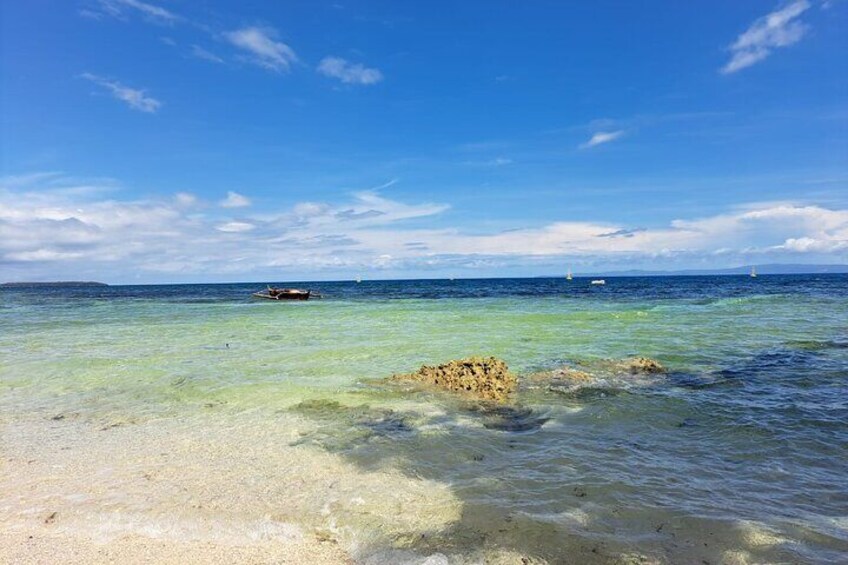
[3,265,847,287]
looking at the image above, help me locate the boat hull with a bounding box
[252,291,311,301]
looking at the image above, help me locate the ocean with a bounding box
[2,275,847,563]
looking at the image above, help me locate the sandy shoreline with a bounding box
[0,531,352,565]
[0,408,464,565]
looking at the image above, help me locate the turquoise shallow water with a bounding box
[2,275,847,563]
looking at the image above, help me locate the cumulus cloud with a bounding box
[579,130,625,149]
[779,237,848,252]
[219,191,251,208]
[721,0,811,74]
[224,27,298,72]
[317,57,383,85]
[2,174,846,281]
[81,73,161,113]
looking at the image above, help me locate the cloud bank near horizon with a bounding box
[1,174,846,282]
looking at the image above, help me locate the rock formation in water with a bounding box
[617,357,666,374]
[550,366,594,381]
[392,356,517,402]
[523,356,667,396]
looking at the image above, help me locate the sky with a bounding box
[1,0,847,283]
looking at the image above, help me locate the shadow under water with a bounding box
[286,343,848,563]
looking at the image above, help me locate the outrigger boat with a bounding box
[252,286,313,300]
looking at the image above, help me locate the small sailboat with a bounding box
[356,275,362,283]
[750,266,757,278]
[566,268,573,281]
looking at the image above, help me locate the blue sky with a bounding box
[1,0,847,283]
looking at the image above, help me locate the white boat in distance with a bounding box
[591,279,606,285]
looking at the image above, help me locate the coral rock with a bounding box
[620,357,666,374]
[393,357,516,402]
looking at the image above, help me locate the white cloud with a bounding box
[779,237,848,252]
[317,57,383,85]
[721,0,811,74]
[2,174,846,281]
[81,73,161,113]
[0,172,65,187]
[174,192,198,206]
[191,45,224,64]
[216,221,255,233]
[6,249,86,262]
[92,0,180,24]
[292,202,331,217]
[224,27,298,72]
[579,130,625,149]
[219,191,251,208]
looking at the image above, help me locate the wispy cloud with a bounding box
[317,57,383,85]
[80,73,161,113]
[88,0,180,24]
[369,178,399,191]
[191,44,224,64]
[219,191,251,208]
[721,0,811,74]
[579,130,625,149]
[463,157,514,167]
[224,27,298,72]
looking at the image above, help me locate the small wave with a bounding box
[786,338,848,351]
[707,293,790,307]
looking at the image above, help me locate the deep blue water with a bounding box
[4,273,848,303]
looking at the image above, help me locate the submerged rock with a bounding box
[523,356,667,400]
[392,356,517,402]
[358,412,414,436]
[289,399,416,452]
[548,385,628,400]
[467,404,550,432]
[550,366,593,381]
[787,338,848,351]
[614,357,666,374]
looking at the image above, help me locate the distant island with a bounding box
[1,281,109,287]
[561,264,848,278]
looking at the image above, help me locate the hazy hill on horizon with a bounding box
[573,264,848,277]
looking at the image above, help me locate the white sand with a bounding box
[0,531,352,565]
[0,409,462,564]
